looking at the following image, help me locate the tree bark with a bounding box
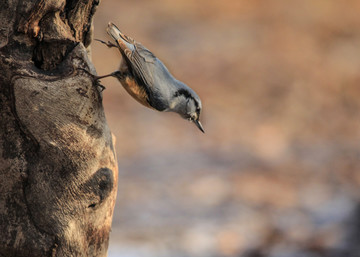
[0,0,118,256]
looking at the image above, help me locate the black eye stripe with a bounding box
[174,89,201,111]
[174,89,198,106]
[174,89,191,98]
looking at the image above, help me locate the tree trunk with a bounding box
[0,0,118,256]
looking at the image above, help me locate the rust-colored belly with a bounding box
[121,77,152,109]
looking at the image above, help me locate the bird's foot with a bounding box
[95,39,118,48]
[77,68,106,92]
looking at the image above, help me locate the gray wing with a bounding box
[126,43,174,110]
[127,43,158,88]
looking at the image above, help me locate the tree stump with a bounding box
[0,0,118,256]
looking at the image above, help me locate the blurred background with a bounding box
[92,1,360,256]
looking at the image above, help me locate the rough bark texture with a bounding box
[0,0,118,256]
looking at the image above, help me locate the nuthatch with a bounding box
[92,22,204,133]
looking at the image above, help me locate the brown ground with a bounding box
[92,1,360,256]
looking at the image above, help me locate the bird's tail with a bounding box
[107,22,135,51]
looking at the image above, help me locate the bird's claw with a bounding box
[95,39,118,48]
[97,84,106,92]
[77,68,106,91]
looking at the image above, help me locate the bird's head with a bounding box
[170,88,204,133]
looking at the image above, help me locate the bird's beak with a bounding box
[193,119,205,133]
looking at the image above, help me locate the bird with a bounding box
[91,22,204,133]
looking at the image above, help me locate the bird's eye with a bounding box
[189,115,196,121]
[187,114,194,121]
